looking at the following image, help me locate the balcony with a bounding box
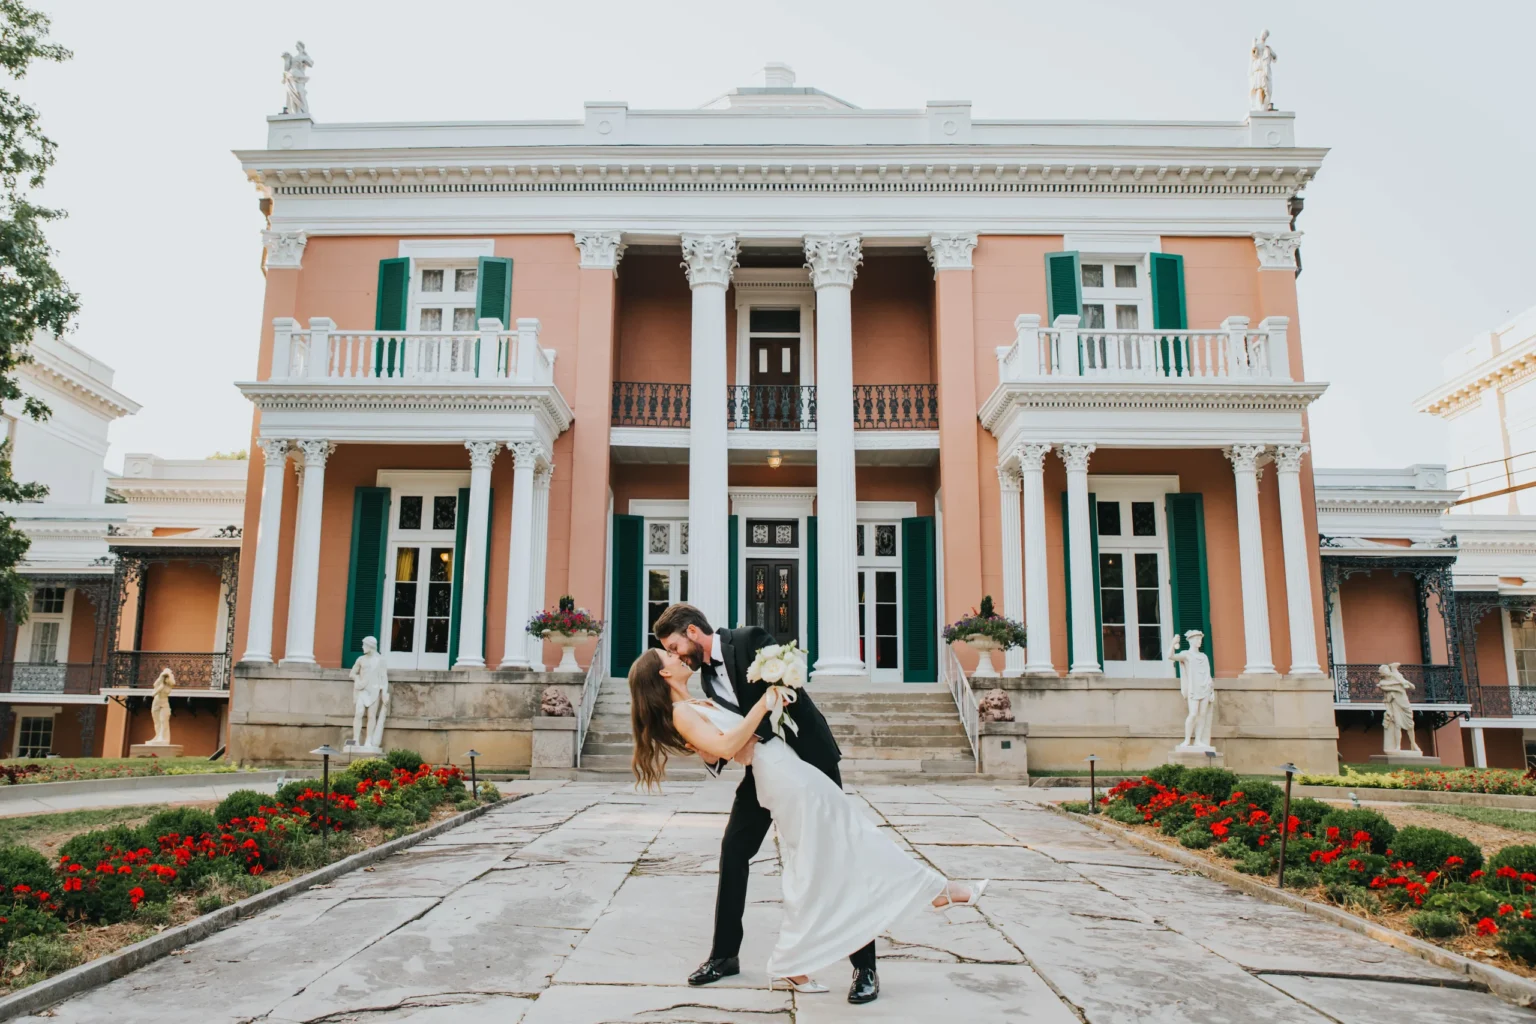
[238,317,573,446]
[108,652,231,691]
[0,662,105,696]
[610,382,939,466]
[980,313,1326,449]
[1332,663,1467,706]
[1470,687,1536,719]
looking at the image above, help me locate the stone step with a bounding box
[825,722,969,738]
[836,747,974,761]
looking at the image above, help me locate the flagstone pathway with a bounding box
[19,780,1536,1023]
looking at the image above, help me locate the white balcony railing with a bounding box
[997,314,1292,384]
[269,317,557,386]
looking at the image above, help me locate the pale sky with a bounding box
[21,1,1536,472]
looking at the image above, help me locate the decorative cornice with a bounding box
[235,382,575,435]
[977,380,1327,432]
[1253,231,1301,270]
[21,354,139,421]
[465,439,500,469]
[1418,332,1536,418]
[574,231,625,271]
[804,234,862,289]
[926,232,977,274]
[262,230,307,270]
[680,234,738,288]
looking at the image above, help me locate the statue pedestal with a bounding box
[531,716,578,779]
[342,742,384,758]
[978,721,1029,778]
[1369,752,1441,767]
[1169,746,1225,768]
[130,743,183,759]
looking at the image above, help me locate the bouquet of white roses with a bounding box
[747,640,808,740]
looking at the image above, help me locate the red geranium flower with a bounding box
[1477,917,1499,936]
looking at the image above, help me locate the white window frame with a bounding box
[377,470,470,671]
[632,499,691,648]
[856,522,904,682]
[409,259,480,334]
[730,489,814,638]
[17,586,73,665]
[1078,254,1152,358]
[1510,612,1536,687]
[733,270,816,390]
[12,709,58,758]
[1089,476,1178,679]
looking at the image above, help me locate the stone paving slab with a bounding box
[16,781,1536,1023]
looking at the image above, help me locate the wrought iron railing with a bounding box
[1470,686,1536,718]
[728,385,816,430]
[576,631,607,769]
[940,642,980,769]
[611,381,690,428]
[853,384,938,429]
[108,652,231,691]
[1331,663,1466,704]
[0,662,104,695]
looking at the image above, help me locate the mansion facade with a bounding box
[227,65,1339,773]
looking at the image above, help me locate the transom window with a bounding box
[747,520,797,548]
[411,264,478,333]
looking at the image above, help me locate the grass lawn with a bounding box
[0,757,243,785]
[1413,804,1536,836]
[0,804,171,853]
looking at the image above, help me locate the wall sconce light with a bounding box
[767,450,783,469]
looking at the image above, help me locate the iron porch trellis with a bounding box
[107,546,240,691]
[1457,591,1536,718]
[0,570,116,756]
[1319,550,1464,705]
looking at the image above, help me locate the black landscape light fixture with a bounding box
[1275,763,1299,889]
[311,744,338,851]
[1085,754,1100,812]
[464,749,481,801]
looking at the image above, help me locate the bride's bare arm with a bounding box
[673,697,771,761]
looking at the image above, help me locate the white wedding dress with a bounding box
[679,700,946,978]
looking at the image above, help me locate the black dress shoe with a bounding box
[688,957,740,986]
[848,966,879,1004]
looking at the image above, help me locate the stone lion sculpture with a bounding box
[978,688,1014,723]
[540,685,574,717]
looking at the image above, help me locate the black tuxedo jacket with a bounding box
[703,625,841,780]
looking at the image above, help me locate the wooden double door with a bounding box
[745,559,798,646]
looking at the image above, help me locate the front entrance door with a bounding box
[746,559,798,646]
[381,486,462,671]
[749,338,801,430]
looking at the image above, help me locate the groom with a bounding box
[653,603,880,1005]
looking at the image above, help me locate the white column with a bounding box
[1018,443,1054,675]
[280,440,333,666]
[681,234,737,631]
[805,233,865,678]
[525,461,555,669]
[1060,443,1099,675]
[500,441,546,669]
[997,461,1025,677]
[241,437,290,663]
[454,441,499,669]
[1274,444,1321,675]
[1226,444,1276,675]
[1471,726,1488,768]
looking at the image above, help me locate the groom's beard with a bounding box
[677,637,704,671]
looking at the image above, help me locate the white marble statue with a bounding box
[282,42,313,116]
[1171,630,1216,751]
[347,637,390,752]
[148,668,175,745]
[1376,662,1423,755]
[1249,30,1277,111]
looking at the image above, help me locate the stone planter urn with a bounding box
[542,630,594,673]
[964,634,1003,678]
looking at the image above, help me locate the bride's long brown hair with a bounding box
[629,649,690,789]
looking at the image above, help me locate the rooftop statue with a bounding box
[1249,30,1277,112]
[282,42,312,116]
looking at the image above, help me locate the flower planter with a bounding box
[965,634,1002,678]
[542,630,594,673]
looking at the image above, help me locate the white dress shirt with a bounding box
[705,632,740,708]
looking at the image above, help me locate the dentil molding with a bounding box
[804,234,862,289]
[262,230,308,270]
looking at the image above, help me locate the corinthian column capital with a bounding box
[1014,443,1052,473]
[997,464,1022,493]
[1272,443,1309,473]
[575,231,626,271]
[1224,443,1269,473]
[294,440,335,467]
[255,437,291,464]
[803,234,862,289]
[1058,442,1095,473]
[465,440,500,469]
[680,234,739,288]
[926,233,978,274]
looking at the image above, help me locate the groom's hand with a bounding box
[732,736,758,766]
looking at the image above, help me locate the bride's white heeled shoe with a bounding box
[771,976,829,993]
[932,879,990,920]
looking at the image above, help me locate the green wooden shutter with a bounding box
[728,515,739,627]
[1150,253,1188,376]
[1165,493,1214,669]
[902,516,938,682]
[1061,492,1104,667]
[609,514,644,676]
[806,516,818,665]
[342,487,392,668]
[446,488,494,667]
[375,258,410,379]
[476,257,514,326]
[1045,251,1082,323]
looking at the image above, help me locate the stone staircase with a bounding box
[575,677,978,783]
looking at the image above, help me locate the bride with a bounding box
[628,648,987,991]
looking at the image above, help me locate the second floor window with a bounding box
[27,587,66,664]
[1515,620,1536,686]
[1080,259,1148,332]
[413,265,478,332]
